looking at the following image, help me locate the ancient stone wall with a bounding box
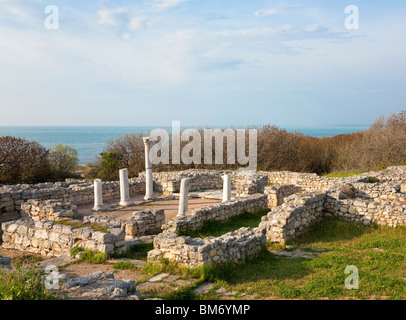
[21,200,78,221]
[148,227,267,268]
[264,185,302,207]
[163,194,268,233]
[232,174,268,197]
[259,193,326,243]
[324,191,406,227]
[0,179,145,223]
[1,218,126,256]
[83,209,165,238]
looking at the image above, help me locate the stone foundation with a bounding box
[2,166,406,267]
[21,200,78,221]
[148,227,266,268]
[83,209,165,238]
[163,194,268,233]
[264,184,302,207]
[259,193,326,243]
[1,218,126,256]
[0,179,145,223]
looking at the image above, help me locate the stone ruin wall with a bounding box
[1,166,406,267]
[21,200,78,221]
[141,169,269,197]
[83,209,165,238]
[0,179,146,224]
[1,218,127,257]
[149,167,406,266]
[260,188,406,245]
[163,194,268,234]
[264,184,302,207]
[148,227,266,268]
[1,208,165,256]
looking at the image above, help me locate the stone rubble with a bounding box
[62,271,142,300]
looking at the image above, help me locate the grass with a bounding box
[113,261,137,271]
[12,254,43,267]
[0,265,63,300]
[75,248,107,264]
[110,242,154,261]
[145,217,406,300]
[53,219,110,233]
[324,170,366,178]
[179,209,269,238]
[366,176,382,183]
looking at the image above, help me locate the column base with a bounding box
[144,194,157,201]
[119,201,134,207]
[92,205,105,212]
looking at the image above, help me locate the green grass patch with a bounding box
[53,219,110,233]
[78,249,107,264]
[148,217,406,300]
[70,246,84,258]
[0,266,63,300]
[366,176,382,183]
[179,209,269,238]
[324,171,366,178]
[12,254,43,267]
[110,242,154,261]
[113,261,137,270]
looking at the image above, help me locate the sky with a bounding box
[0,0,405,128]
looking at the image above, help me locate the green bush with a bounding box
[48,144,79,180]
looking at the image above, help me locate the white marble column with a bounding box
[119,168,133,206]
[143,137,157,201]
[178,178,191,216]
[222,174,231,202]
[93,179,105,211]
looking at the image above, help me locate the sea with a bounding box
[0,126,368,164]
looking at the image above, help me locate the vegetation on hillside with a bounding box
[0,139,79,185]
[1,110,405,184]
[84,110,406,178]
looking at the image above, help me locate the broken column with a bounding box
[178,178,191,216]
[119,168,133,207]
[222,174,231,202]
[143,137,157,201]
[93,179,105,211]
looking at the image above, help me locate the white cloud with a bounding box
[254,8,277,17]
[304,24,320,32]
[97,7,128,26]
[215,25,293,37]
[148,0,188,11]
[129,15,147,30]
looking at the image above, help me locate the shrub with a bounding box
[0,136,51,184]
[48,144,79,180]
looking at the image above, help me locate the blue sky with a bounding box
[0,0,405,127]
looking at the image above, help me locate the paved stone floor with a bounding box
[76,192,223,222]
